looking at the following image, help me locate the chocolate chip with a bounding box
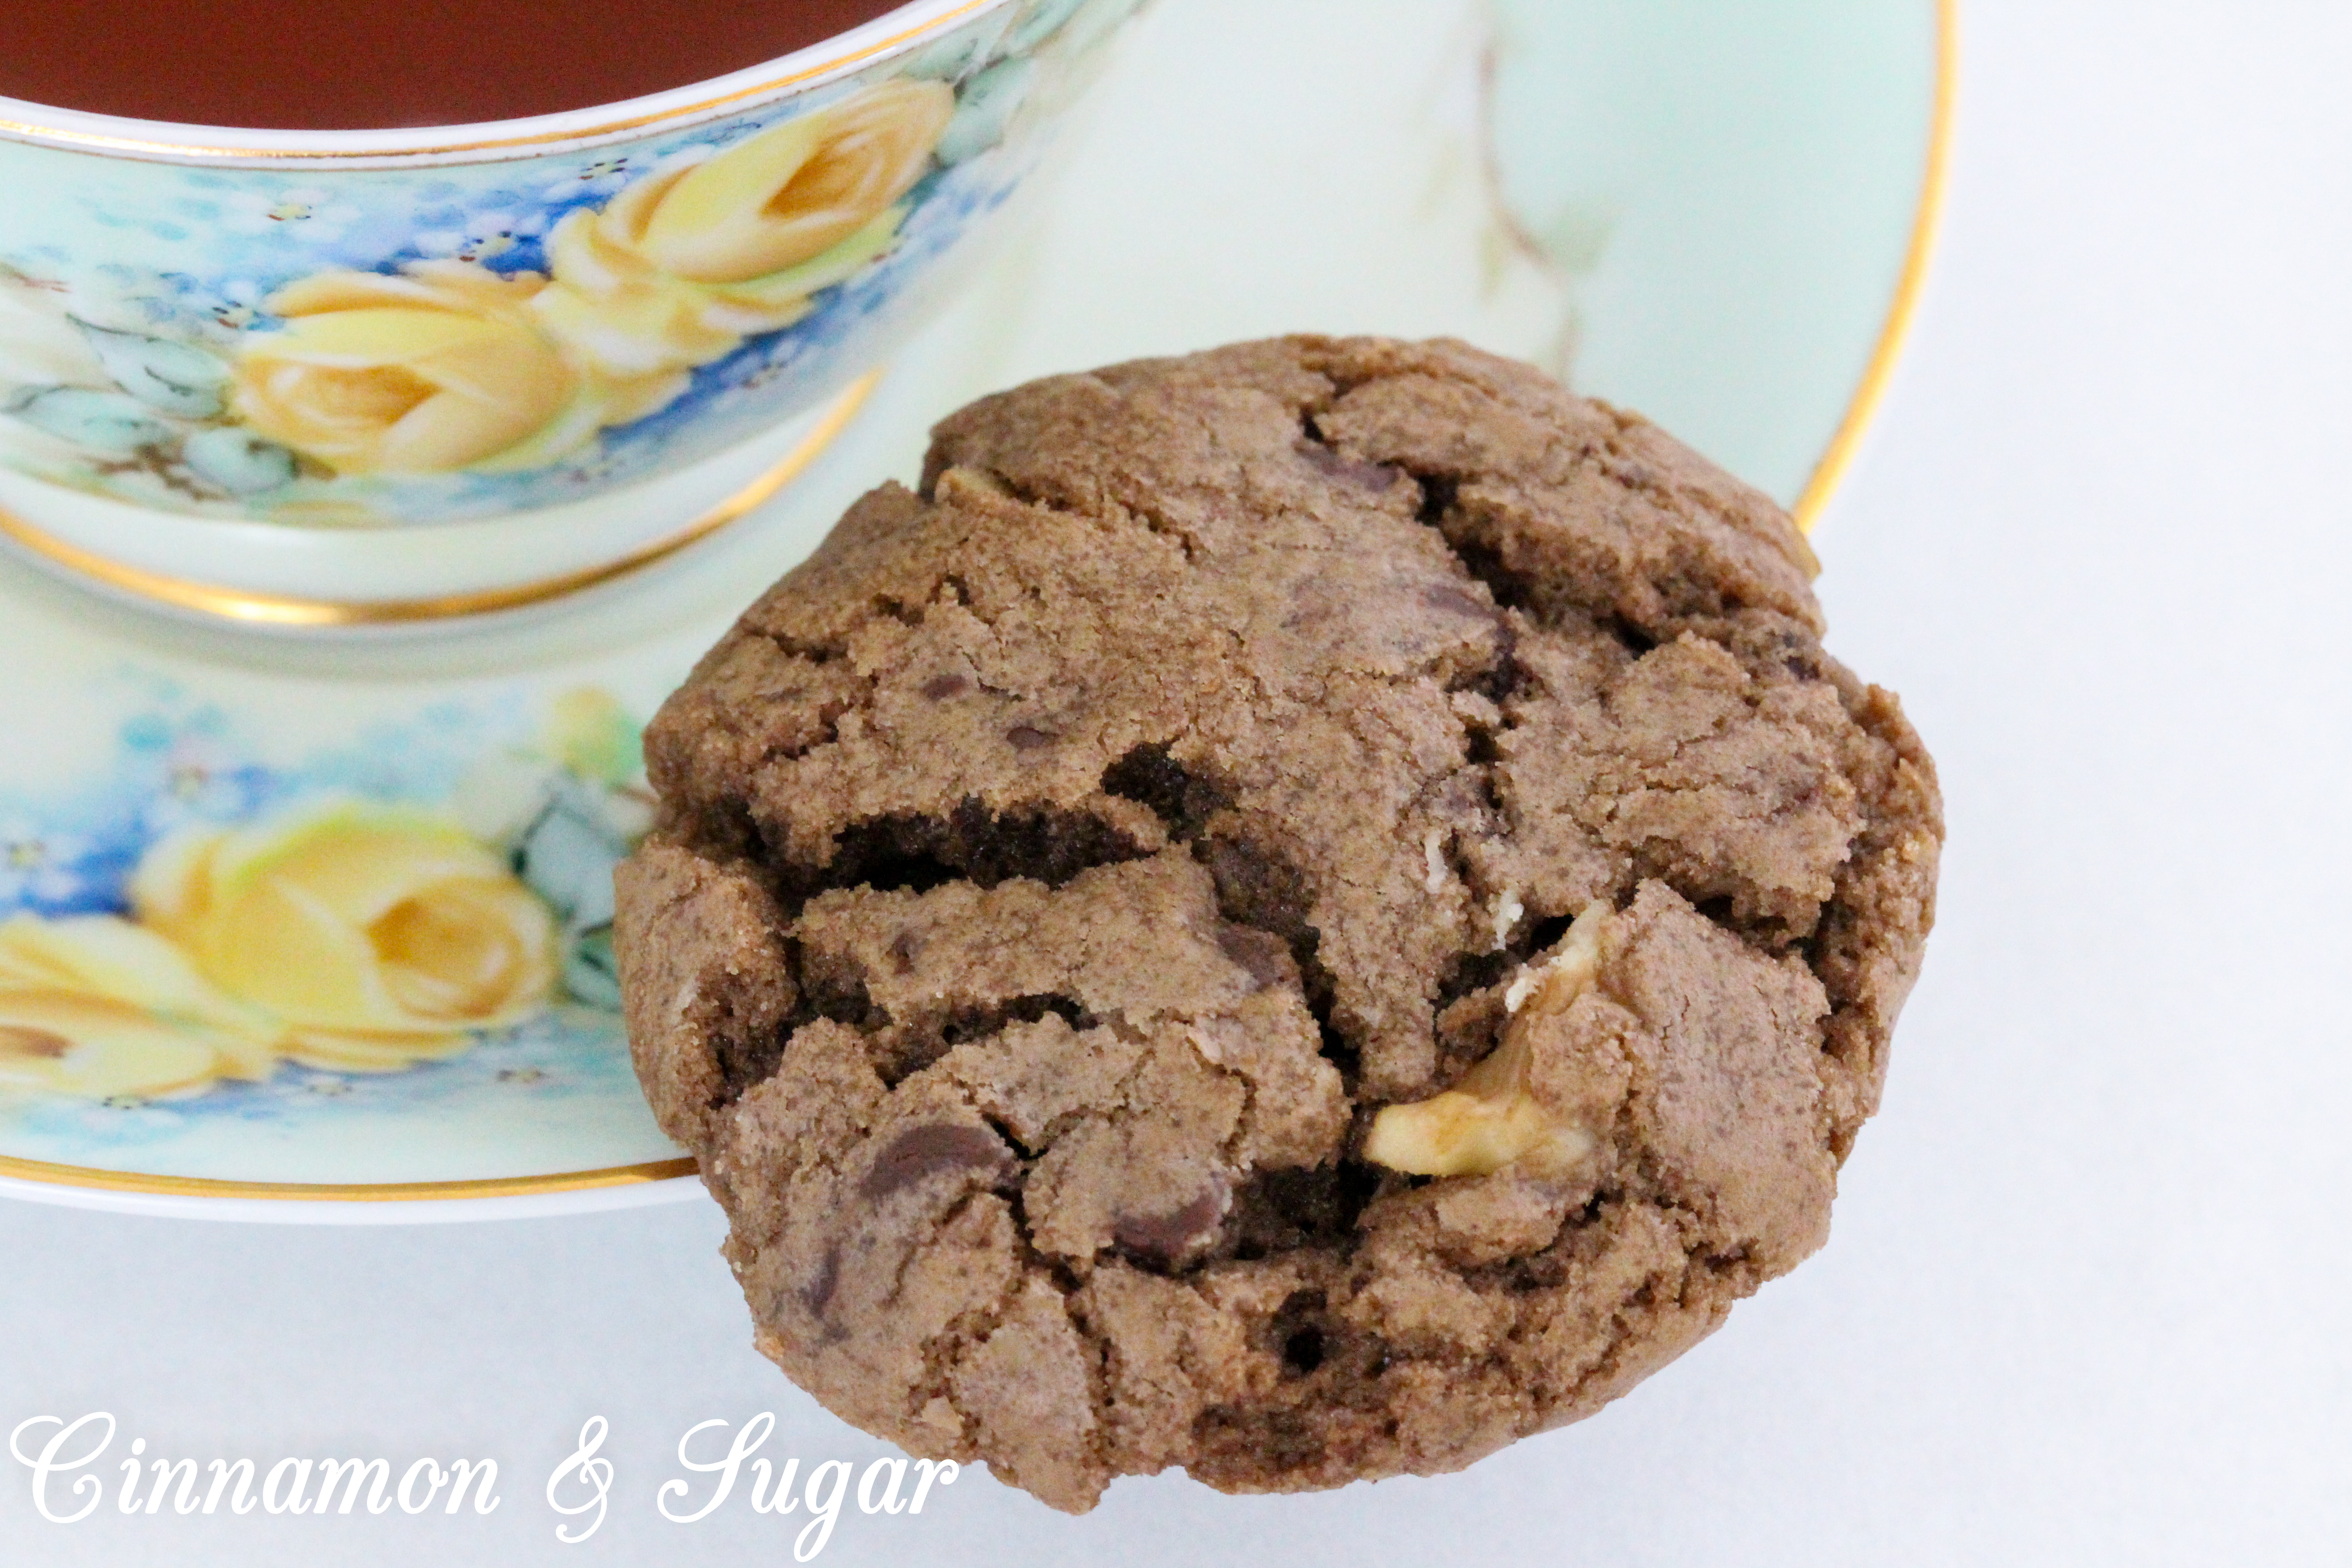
[859,1122,1013,1200]
[920,673,971,701]
[1215,925,1292,991]
[800,1243,842,1317]
[1297,440,1403,493]
[1201,835,1315,941]
[1112,1178,1230,1265]
[1006,724,1057,752]
[1421,582,1496,621]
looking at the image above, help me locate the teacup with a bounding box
[0,0,1142,627]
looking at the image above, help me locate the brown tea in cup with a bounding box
[0,0,911,130]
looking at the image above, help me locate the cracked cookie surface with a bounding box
[614,336,1942,1511]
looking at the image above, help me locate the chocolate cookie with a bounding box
[614,336,1941,1512]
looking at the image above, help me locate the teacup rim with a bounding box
[0,0,1009,165]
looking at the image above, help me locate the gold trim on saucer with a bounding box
[1791,0,1956,531]
[0,372,877,628]
[0,1151,696,1201]
[0,1,998,164]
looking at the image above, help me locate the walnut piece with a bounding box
[1363,904,1607,1178]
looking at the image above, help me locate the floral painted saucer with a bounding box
[0,0,1948,1220]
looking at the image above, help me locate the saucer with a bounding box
[0,0,1949,1221]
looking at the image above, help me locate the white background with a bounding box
[5,0,2348,1563]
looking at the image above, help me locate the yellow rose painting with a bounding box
[229,79,953,479]
[533,79,951,382]
[631,78,951,284]
[0,917,277,1100]
[0,689,649,1104]
[230,261,680,477]
[132,804,559,1073]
